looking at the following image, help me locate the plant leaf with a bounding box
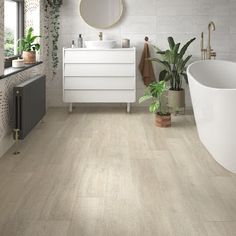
[179,38,196,59]
[149,102,159,113]
[26,27,33,42]
[182,55,192,68]
[159,70,168,81]
[168,37,175,50]
[172,43,180,64]
[156,51,166,55]
[149,58,171,72]
[29,35,40,43]
[163,50,172,62]
[139,95,153,104]
[33,43,40,51]
[182,73,189,84]
[149,80,166,97]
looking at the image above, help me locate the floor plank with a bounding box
[0,107,235,235]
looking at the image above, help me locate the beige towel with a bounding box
[139,43,156,86]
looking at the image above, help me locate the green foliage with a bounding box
[150,37,196,91]
[4,28,14,57]
[44,0,63,76]
[46,0,63,6]
[18,27,41,52]
[139,81,168,114]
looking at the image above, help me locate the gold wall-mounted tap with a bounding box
[201,21,217,60]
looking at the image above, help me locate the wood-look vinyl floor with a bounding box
[0,107,236,236]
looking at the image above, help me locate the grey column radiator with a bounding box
[13,75,46,139]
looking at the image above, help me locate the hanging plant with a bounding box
[44,0,63,76]
[47,0,63,6]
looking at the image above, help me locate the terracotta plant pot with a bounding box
[155,113,171,128]
[168,89,185,109]
[22,51,36,64]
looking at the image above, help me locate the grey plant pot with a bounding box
[168,89,185,109]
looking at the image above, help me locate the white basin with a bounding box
[85,40,116,49]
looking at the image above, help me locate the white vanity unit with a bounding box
[62,48,136,112]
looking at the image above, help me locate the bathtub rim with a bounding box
[187,60,236,91]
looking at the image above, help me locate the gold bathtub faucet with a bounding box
[201,21,217,60]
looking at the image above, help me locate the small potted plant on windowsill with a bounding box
[18,27,41,64]
[139,81,171,127]
[150,37,196,111]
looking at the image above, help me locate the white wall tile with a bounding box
[60,15,83,35]
[210,0,230,16]
[156,0,194,16]
[192,0,212,16]
[157,16,194,33]
[230,0,236,16]
[229,34,236,53]
[47,0,235,107]
[121,16,157,34]
[126,0,156,16]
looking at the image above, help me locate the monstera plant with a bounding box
[139,81,171,127]
[150,37,196,111]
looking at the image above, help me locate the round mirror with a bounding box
[80,0,124,29]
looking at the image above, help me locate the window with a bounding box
[4,0,24,68]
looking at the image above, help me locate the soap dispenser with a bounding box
[71,40,75,48]
[78,34,83,48]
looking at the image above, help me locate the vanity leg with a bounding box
[127,103,131,113]
[69,103,73,113]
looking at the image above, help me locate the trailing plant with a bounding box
[18,27,41,52]
[44,0,63,76]
[46,0,62,5]
[150,37,196,91]
[139,81,169,114]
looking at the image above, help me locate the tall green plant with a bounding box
[18,27,41,52]
[150,37,196,91]
[139,81,168,114]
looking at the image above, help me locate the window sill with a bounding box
[0,61,43,80]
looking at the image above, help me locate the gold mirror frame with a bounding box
[79,0,124,29]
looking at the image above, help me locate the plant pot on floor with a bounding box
[22,51,36,64]
[168,89,185,110]
[155,112,171,128]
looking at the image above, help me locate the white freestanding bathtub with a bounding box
[187,60,236,174]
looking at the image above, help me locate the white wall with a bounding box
[47,0,236,108]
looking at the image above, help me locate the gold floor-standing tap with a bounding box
[207,21,216,59]
[201,32,207,60]
[201,21,217,60]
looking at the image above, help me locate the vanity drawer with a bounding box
[64,90,136,103]
[64,64,135,77]
[64,50,135,64]
[64,76,135,90]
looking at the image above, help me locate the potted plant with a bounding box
[139,81,171,127]
[18,27,41,64]
[150,37,196,111]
